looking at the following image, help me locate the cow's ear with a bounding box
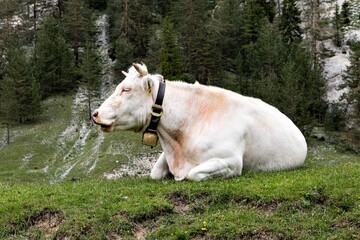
[122,71,128,77]
[143,77,154,94]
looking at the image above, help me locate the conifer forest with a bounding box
[0,0,360,141]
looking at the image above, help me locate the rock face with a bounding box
[308,1,358,105]
[323,46,350,105]
[288,0,360,135]
[305,0,360,130]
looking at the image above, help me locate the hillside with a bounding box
[0,0,359,182]
[0,93,162,183]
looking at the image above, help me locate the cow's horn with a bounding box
[133,63,148,76]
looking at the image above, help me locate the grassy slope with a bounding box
[0,142,359,240]
[0,95,73,183]
[0,94,156,183]
[0,94,359,239]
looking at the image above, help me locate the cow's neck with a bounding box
[156,81,197,179]
[157,81,190,133]
[156,81,199,146]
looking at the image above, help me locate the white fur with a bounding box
[93,64,307,181]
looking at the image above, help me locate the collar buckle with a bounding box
[151,104,163,117]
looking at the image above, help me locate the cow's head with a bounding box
[92,63,161,132]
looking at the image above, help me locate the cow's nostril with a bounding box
[92,110,99,118]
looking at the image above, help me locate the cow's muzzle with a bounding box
[92,109,99,118]
[92,109,113,132]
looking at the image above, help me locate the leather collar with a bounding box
[142,81,166,147]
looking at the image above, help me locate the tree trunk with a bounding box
[2,123,10,145]
[88,92,92,121]
[310,0,319,67]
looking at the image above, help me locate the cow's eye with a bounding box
[121,88,131,94]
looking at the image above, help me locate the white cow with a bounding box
[92,63,307,181]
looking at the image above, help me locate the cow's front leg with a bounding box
[150,152,169,180]
[187,156,243,181]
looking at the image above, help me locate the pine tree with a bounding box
[346,42,360,115]
[0,1,21,125]
[241,20,326,129]
[33,15,76,96]
[0,0,22,79]
[241,0,266,47]
[62,0,95,67]
[279,0,302,45]
[208,0,243,72]
[29,75,42,121]
[113,38,135,80]
[107,0,155,60]
[85,0,107,10]
[0,37,42,123]
[341,1,351,26]
[79,42,103,120]
[285,44,327,127]
[152,0,173,17]
[241,0,276,48]
[172,0,220,84]
[333,3,343,47]
[244,20,286,101]
[146,25,162,72]
[0,0,22,40]
[6,45,30,123]
[159,17,183,80]
[0,75,19,124]
[260,0,276,22]
[302,0,321,66]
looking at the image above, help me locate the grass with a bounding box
[0,142,359,239]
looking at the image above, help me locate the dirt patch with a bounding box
[241,228,283,240]
[331,219,350,230]
[168,192,281,216]
[168,192,191,215]
[303,187,328,205]
[133,223,147,240]
[331,217,360,232]
[106,232,124,240]
[238,199,282,216]
[28,209,64,237]
[167,191,212,215]
[103,152,160,179]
